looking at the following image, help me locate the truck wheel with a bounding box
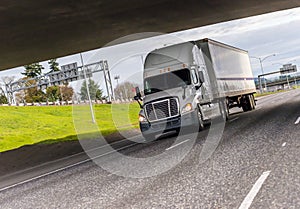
[250,94,256,110]
[242,95,253,112]
[197,107,205,131]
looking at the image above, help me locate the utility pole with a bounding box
[114,75,120,86]
[114,75,121,100]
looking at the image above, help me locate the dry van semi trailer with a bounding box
[134,39,256,140]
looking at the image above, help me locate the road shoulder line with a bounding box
[238,170,271,209]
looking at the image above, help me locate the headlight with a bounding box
[182,103,193,114]
[139,114,147,122]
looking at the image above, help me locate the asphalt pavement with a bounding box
[0,89,299,208]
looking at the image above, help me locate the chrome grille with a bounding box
[145,98,179,122]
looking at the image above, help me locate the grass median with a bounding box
[0,103,140,153]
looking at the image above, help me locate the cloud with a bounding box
[173,7,300,76]
[176,7,300,40]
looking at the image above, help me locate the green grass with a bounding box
[254,89,287,98]
[0,103,140,152]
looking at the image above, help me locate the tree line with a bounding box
[0,59,139,105]
[0,59,105,105]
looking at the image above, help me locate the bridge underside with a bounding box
[1,0,300,71]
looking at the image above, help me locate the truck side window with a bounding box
[191,69,198,84]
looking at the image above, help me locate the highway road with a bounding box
[0,89,300,208]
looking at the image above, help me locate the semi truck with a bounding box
[134,38,256,140]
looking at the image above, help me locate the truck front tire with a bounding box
[197,107,205,131]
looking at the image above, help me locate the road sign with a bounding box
[49,63,79,85]
[280,64,297,74]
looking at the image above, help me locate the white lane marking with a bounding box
[294,117,300,125]
[255,107,261,110]
[0,143,137,192]
[239,170,271,209]
[229,117,239,122]
[166,139,190,151]
[282,142,287,147]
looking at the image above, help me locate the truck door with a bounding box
[192,45,213,102]
[192,45,217,120]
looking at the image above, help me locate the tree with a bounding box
[15,90,26,104]
[60,85,74,102]
[79,79,103,101]
[96,89,104,100]
[0,95,8,104]
[114,81,138,100]
[23,79,46,103]
[25,88,46,103]
[46,86,60,102]
[22,63,44,78]
[1,76,16,85]
[0,86,7,104]
[1,76,16,104]
[46,85,74,102]
[48,59,60,72]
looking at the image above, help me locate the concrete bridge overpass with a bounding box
[255,75,300,89]
[266,76,300,87]
[1,0,300,71]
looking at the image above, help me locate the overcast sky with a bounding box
[1,7,300,92]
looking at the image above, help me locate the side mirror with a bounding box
[134,86,143,108]
[135,86,141,99]
[199,71,205,83]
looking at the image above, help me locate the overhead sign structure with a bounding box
[280,64,297,74]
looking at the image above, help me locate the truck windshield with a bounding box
[144,68,191,95]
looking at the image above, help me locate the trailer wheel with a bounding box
[242,96,249,112]
[250,94,256,110]
[242,95,254,112]
[197,107,205,131]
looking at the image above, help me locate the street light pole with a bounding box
[114,75,120,100]
[114,75,120,86]
[251,54,276,93]
[258,58,264,93]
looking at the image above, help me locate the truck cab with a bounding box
[135,42,215,140]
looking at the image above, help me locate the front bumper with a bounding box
[140,110,198,136]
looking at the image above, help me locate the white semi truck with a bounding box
[134,39,256,140]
